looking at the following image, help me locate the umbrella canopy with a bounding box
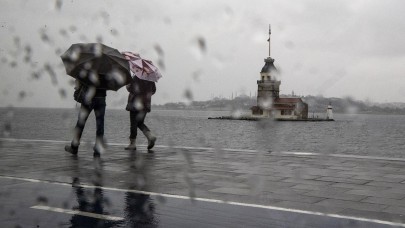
[61,43,132,91]
[122,51,162,83]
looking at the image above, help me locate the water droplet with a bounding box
[23,56,30,63]
[133,99,143,110]
[183,89,193,102]
[154,44,164,57]
[13,36,20,48]
[107,69,126,86]
[68,79,75,86]
[24,45,32,54]
[69,25,77,32]
[69,46,81,61]
[93,43,103,57]
[231,109,243,118]
[156,195,167,204]
[36,196,48,205]
[88,72,100,86]
[197,37,206,53]
[59,29,68,37]
[157,59,165,71]
[55,48,62,55]
[84,62,92,70]
[18,91,26,100]
[84,86,96,104]
[59,88,67,98]
[96,36,103,43]
[192,70,201,82]
[44,63,58,85]
[190,36,207,60]
[3,123,11,137]
[40,29,52,44]
[258,98,273,109]
[110,29,118,36]
[55,0,63,10]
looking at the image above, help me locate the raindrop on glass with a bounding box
[197,37,206,53]
[55,0,63,11]
[13,36,20,48]
[69,25,77,32]
[59,29,68,37]
[36,196,48,205]
[59,88,67,98]
[157,59,165,71]
[18,91,26,100]
[154,44,164,57]
[96,36,103,44]
[44,63,58,85]
[183,89,193,102]
[3,123,11,137]
[110,29,118,36]
[31,72,40,80]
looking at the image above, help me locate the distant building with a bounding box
[251,25,308,119]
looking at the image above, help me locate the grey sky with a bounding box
[1,0,405,108]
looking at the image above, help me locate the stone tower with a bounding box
[256,25,281,116]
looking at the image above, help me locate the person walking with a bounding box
[125,76,157,151]
[65,81,107,157]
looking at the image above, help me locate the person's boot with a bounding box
[93,137,106,157]
[124,138,136,150]
[65,144,78,155]
[143,131,156,150]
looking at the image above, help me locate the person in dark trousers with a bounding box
[65,81,107,157]
[125,76,156,151]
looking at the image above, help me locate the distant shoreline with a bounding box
[1,106,405,116]
[1,95,405,115]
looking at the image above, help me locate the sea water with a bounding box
[1,108,404,158]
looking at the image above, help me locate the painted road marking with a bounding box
[2,137,405,162]
[31,205,124,221]
[1,175,405,227]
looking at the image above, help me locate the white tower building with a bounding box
[326,103,334,120]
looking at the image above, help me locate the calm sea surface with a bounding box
[1,108,405,158]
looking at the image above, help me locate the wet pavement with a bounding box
[1,138,405,227]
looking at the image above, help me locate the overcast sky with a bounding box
[1,0,405,108]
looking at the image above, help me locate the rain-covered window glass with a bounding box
[1,1,405,227]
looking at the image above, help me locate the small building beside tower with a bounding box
[251,25,309,120]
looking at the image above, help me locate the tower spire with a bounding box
[268,24,271,57]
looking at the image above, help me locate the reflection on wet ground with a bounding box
[1,139,405,227]
[1,178,395,228]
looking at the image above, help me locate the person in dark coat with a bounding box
[125,76,157,151]
[65,80,107,157]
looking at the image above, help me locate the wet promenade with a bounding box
[1,138,405,227]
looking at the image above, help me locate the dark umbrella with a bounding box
[61,43,131,91]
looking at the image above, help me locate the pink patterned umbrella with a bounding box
[121,51,162,82]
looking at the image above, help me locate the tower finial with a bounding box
[267,24,271,57]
